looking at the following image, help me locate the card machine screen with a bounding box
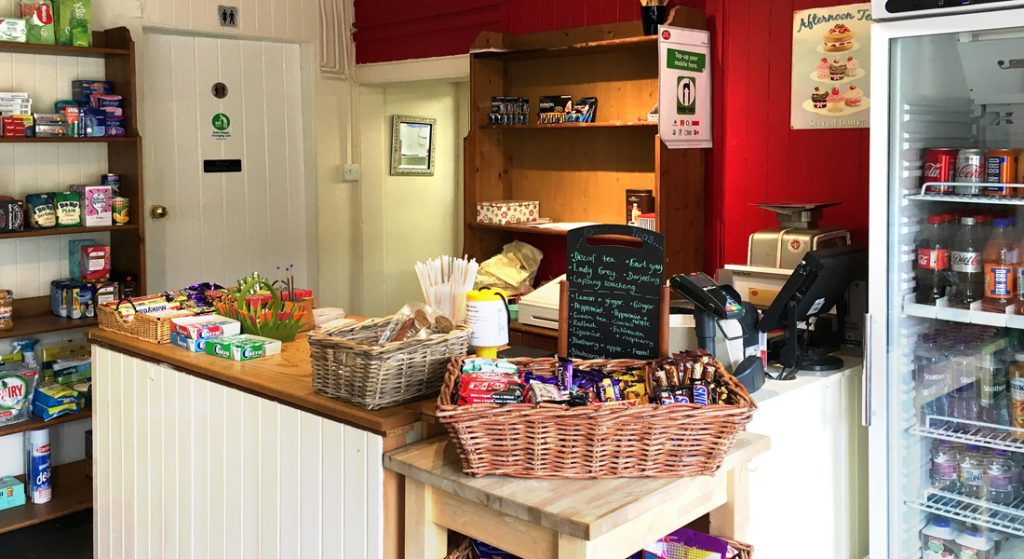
[670,272,744,319]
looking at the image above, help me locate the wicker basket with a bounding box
[97,300,181,344]
[445,536,751,559]
[436,357,756,479]
[309,317,471,410]
[727,539,754,559]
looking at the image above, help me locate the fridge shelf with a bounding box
[910,182,1024,204]
[911,415,1024,454]
[903,295,1024,329]
[906,487,1024,537]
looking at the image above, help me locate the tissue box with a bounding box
[171,314,241,340]
[476,200,539,225]
[0,477,24,511]
[204,335,282,362]
[72,185,111,226]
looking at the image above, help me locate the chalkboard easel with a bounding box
[558,225,670,360]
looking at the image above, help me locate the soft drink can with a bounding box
[923,148,958,194]
[101,173,120,190]
[955,148,986,195]
[112,196,129,226]
[985,149,1021,195]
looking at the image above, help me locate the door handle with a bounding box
[862,312,872,428]
[150,205,168,219]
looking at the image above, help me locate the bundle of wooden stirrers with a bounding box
[414,256,479,325]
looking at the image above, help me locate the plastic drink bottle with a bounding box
[982,218,1018,312]
[920,517,958,559]
[960,445,987,499]
[955,527,994,559]
[951,216,983,307]
[917,215,951,304]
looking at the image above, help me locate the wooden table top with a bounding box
[384,432,770,540]
[88,328,434,437]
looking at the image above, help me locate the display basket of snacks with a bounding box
[309,305,471,410]
[436,352,756,479]
[97,294,193,344]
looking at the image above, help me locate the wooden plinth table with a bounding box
[385,432,770,559]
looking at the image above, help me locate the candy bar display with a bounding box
[453,352,736,409]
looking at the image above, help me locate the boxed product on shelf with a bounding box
[71,80,110,105]
[170,331,210,352]
[171,314,241,340]
[476,200,539,225]
[52,358,89,384]
[25,192,56,228]
[0,18,27,43]
[55,190,81,227]
[72,185,112,226]
[0,365,39,425]
[50,279,95,319]
[204,334,282,361]
[78,244,110,280]
[68,239,97,278]
[0,476,24,511]
[538,95,572,124]
[0,197,24,232]
[20,1,56,45]
[56,0,90,47]
[488,96,529,125]
[32,382,79,420]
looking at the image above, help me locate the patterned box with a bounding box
[476,200,539,225]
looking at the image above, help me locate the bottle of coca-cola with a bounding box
[917,214,951,304]
[951,216,983,308]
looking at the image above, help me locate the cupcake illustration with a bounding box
[816,57,829,80]
[845,85,864,107]
[823,23,854,52]
[846,56,860,77]
[828,87,844,113]
[810,87,828,109]
[829,58,847,81]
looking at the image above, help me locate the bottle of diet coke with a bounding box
[950,216,983,307]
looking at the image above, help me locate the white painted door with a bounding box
[142,32,313,293]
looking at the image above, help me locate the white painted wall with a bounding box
[356,80,469,316]
[93,345,385,559]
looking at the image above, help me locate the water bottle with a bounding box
[960,445,988,499]
[986,450,1017,505]
[930,440,961,491]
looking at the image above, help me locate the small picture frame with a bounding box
[390,115,437,176]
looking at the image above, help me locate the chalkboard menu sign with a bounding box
[566,225,665,360]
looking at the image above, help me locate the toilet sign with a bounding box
[211,113,231,140]
[659,27,711,149]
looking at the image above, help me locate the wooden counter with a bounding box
[87,328,433,438]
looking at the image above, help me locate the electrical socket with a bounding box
[342,163,361,182]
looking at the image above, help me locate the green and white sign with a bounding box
[659,27,711,149]
[211,112,232,140]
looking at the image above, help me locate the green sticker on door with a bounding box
[211,113,231,140]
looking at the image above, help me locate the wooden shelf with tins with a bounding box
[0,27,143,532]
[463,7,707,278]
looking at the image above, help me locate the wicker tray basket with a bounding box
[446,536,752,559]
[309,317,471,410]
[97,300,179,344]
[436,356,756,479]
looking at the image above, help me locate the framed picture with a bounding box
[390,115,437,176]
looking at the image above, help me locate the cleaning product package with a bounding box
[0,365,39,426]
[25,428,51,504]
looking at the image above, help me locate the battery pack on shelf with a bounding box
[907,487,1024,537]
[903,293,1024,329]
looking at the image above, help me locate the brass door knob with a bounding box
[150,205,168,219]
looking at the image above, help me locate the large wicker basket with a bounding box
[446,536,751,559]
[97,300,178,344]
[436,356,756,479]
[309,317,471,410]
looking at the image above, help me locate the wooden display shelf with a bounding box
[0,33,130,59]
[472,35,657,61]
[481,121,657,130]
[0,409,92,438]
[470,222,570,236]
[510,320,558,339]
[0,313,95,340]
[0,136,137,143]
[0,223,138,240]
[0,459,92,536]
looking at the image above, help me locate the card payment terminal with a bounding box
[669,272,744,357]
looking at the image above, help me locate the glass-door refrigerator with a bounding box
[871,2,1024,557]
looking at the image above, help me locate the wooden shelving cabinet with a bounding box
[463,8,707,277]
[0,27,144,535]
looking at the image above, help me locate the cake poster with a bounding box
[791,3,871,130]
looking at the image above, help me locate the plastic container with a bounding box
[955,528,994,559]
[982,218,1018,313]
[920,517,958,559]
[930,440,961,491]
[960,445,988,499]
[985,450,1017,505]
[465,289,509,359]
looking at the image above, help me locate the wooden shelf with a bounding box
[0,459,92,536]
[0,223,138,240]
[0,409,92,438]
[482,121,657,130]
[470,222,571,236]
[472,35,656,61]
[0,313,95,340]
[510,321,558,339]
[0,136,137,143]
[0,38,129,59]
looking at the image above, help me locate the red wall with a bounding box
[353,0,870,273]
[705,0,869,269]
[354,0,702,64]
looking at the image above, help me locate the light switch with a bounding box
[343,163,361,182]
